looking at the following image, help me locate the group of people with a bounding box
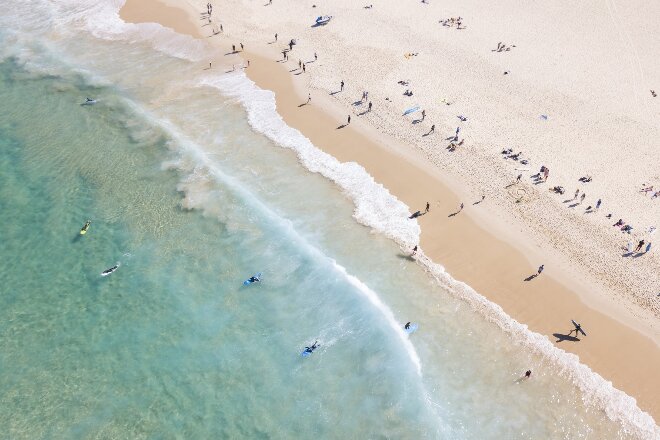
[439,17,464,29]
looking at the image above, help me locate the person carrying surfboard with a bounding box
[568,321,585,338]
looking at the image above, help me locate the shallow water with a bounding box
[0,1,656,439]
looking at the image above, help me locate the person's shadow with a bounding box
[447,210,461,217]
[524,273,538,281]
[553,333,580,342]
[336,124,347,129]
[396,253,415,261]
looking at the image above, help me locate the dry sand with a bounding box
[120,0,660,420]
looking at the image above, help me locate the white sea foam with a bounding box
[332,262,422,375]
[197,72,422,249]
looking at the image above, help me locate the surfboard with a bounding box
[80,221,91,235]
[404,323,419,334]
[101,263,120,277]
[403,106,420,116]
[243,272,262,286]
[300,349,313,357]
[571,320,586,336]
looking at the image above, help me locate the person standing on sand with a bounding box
[232,44,236,52]
[430,124,435,134]
[635,240,645,253]
[517,174,522,182]
[411,245,418,256]
[240,43,244,51]
[459,202,464,211]
[580,193,586,204]
[209,62,212,69]
[275,33,278,41]
[574,189,579,200]
[596,199,602,210]
[302,63,306,73]
[307,93,311,104]
[537,264,544,275]
[425,202,430,213]
[340,80,344,91]
[421,110,426,121]
[314,52,318,61]
[368,102,372,112]
[347,115,351,125]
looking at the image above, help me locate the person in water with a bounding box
[404,322,411,330]
[525,370,532,378]
[305,341,319,353]
[248,275,261,283]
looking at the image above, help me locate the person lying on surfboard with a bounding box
[304,341,319,354]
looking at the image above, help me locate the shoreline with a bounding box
[119,0,660,422]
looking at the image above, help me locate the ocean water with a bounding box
[0,1,657,439]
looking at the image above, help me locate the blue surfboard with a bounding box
[243,272,262,286]
[403,106,420,116]
[404,323,419,334]
[301,349,313,357]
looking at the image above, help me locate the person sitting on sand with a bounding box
[640,185,653,193]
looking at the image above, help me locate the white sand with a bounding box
[202,0,660,333]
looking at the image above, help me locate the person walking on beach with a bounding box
[574,189,579,200]
[307,93,311,104]
[568,321,584,338]
[635,240,645,253]
[302,63,306,73]
[430,124,435,134]
[240,43,244,51]
[340,80,344,91]
[368,101,372,112]
[421,110,426,121]
[645,242,652,253]
[516,174,522,182]
[232,44,236,53]
[459,202,464,212]
[596,199,602,210]
[425,202,430,213]
[275,33,278,41]
[580,193,586,204]
[347,115,351,125]
[537,264,544,275]
[314,52,318,61]
[209,62,212,69]
[298,60,302,69]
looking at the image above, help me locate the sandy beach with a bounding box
[121,0,660,421]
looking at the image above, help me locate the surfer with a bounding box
[80,220,91,235]
[248,275,261,283]
[404,322,411,330]
[304,341,319,354]
[101,263,119,277]
[568,321,585,338]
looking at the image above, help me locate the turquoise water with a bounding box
[0,1,656,439]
